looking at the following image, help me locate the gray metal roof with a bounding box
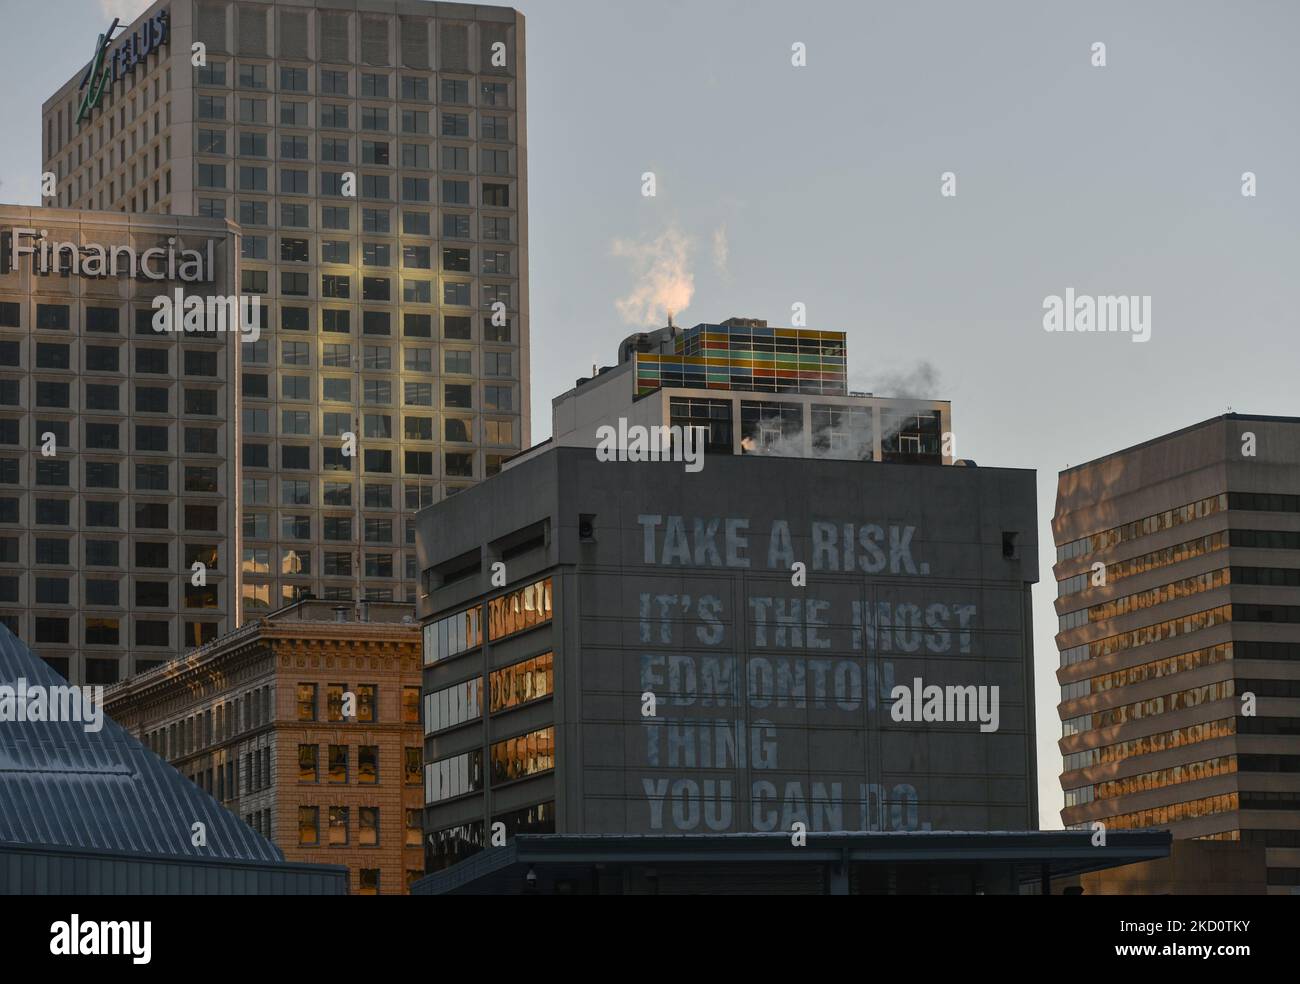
[413,829,1174,895]
[0,627,283,863]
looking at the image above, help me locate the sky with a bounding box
[2,0,1299,828]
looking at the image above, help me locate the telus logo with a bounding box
[76,10,171,124]
[50,915,151,965]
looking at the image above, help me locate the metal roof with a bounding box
[0,626,283,863]
[413,829,1173,895]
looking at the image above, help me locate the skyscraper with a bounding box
[0,205,241,685]
[41,0,528,632]
[1055,414,1300,895]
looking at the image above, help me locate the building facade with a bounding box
[104,598,424,894]
[1054,414,1300,895]
[552,318,953,463]
[0,205,240,685]
[414,443,1040,875]
[42,0,529,623]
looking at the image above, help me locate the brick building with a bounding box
[104,597,424,894]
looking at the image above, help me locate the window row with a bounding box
[197,64,510,108]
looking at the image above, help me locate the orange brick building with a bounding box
[105,599,424,894]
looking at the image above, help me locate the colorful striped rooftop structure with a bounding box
[630,318,848,398]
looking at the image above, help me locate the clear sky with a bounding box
[3,0,1298,828]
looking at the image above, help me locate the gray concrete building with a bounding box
[42,0,528,623]
[0,205,241,685]
[1054,413,1300,895]
[413,440,1040,874]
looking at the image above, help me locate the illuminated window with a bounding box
[487,578,553,641]
[298,806,319,846]
[489,727,555,785]
[490,652,554,714]
[297,683,317,721]
[298,744,318,782]
[329,806,349,846]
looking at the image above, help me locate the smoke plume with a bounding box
[611,226,694,326]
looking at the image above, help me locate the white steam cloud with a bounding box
[712,224,729,276]
[611,226,694,326]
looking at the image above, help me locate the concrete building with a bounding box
[413,435,1040,875]
[0,205,240,685]
[1054,414,1300,895]
[0,622,347,894]
[42,0,529,620]
[551,318,952,463]
[103,597,424,894]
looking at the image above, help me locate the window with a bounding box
[321,69,348,95]
[360,807,379,847]
[321,137,349,162]
[299,744,319,782]
[37,501,72,525]
[322,206,350,230]
[298,806,319,846]
[136,464,168,492]
[329,744,348,783]
[83,579,116,603]
[359,746,378,784]
[298,683,317,721]
[484,386,513,411]
[442,384,470,408]
[489,727,555,784]
[238,131,267,156]
[322,275,350,299]
[281,101,308,127]
[441,180,469,205]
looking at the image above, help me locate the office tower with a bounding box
[42,0,529,626]
[1055,414,1300,895]
[104,598,425,895]
[413,323,1039,878]
[0,205,240,685]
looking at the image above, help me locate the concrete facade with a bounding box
[415,445,1039,873]
[1054,414,1300,895]
[42,0,529,621]
[0,205,240,685]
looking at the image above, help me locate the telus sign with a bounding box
[76,10,171,124]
